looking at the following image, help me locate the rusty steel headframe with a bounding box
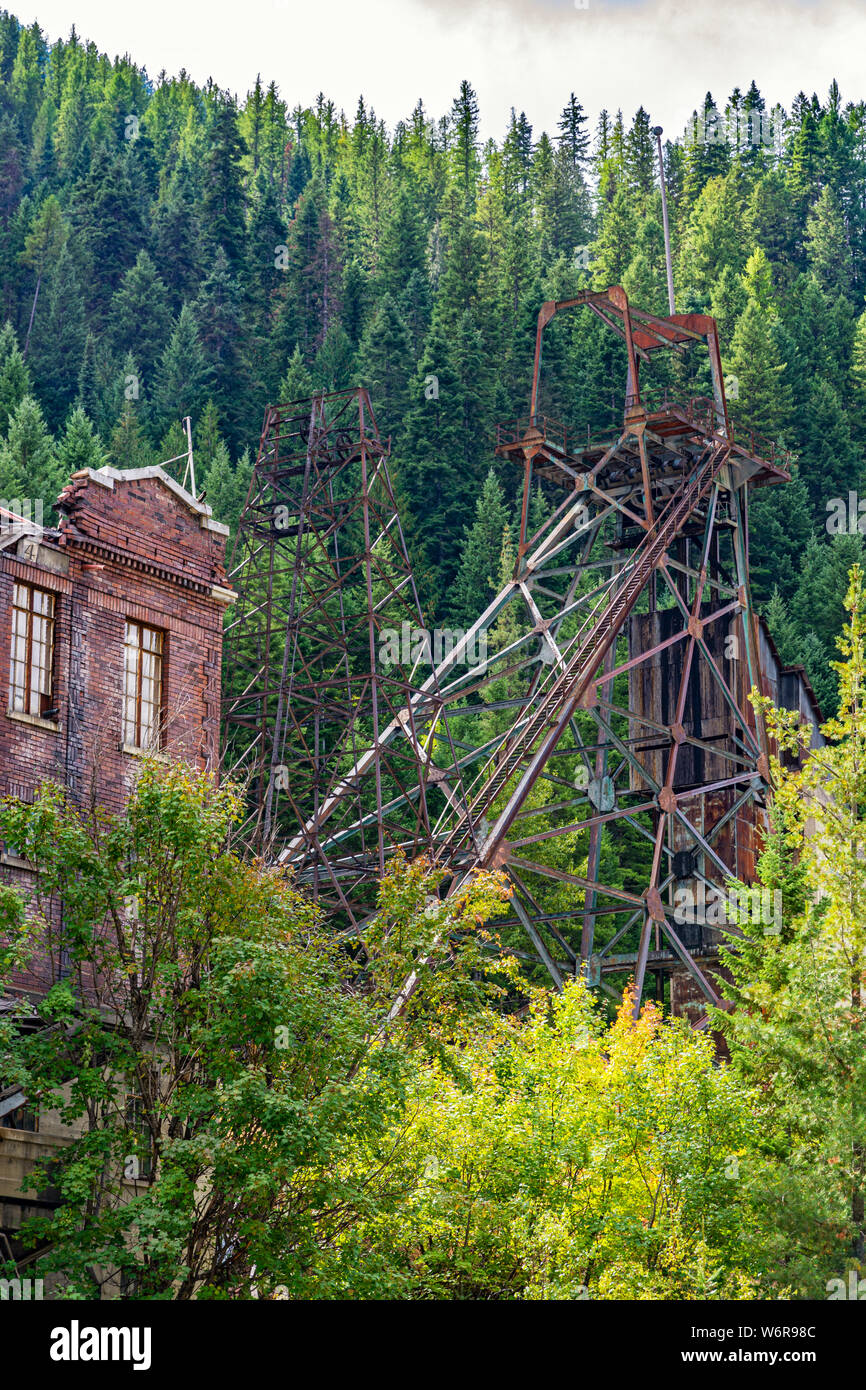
[223,288,794,1018]
[221,387,468,925]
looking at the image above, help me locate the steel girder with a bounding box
[222,288,792,1017]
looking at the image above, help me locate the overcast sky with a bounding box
[11,0,866,141]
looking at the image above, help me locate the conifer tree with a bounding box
[399,318,466,596]
[202,96,248,274]
[557,93,590,173]
[312,321,355,393]
[0,394,63,519]
[201,442,253,538]
[710,264,747,346]
[29,244,87,428]
[791,531,865,658]
[799,378,861,507]
[107,250,172,381]
[849,304,866,444]
[805,185,853,300]
[0,321,31,435]
[110,399,155,472]
[55,404,107,476]
[278,345,313,403]
[451,468,510,627]
[728,299,792,441]
[357,293,413,432]
[153,304,210,439]
[678,175,745,297]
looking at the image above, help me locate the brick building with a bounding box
[1,463,233,991]
[1,464,233,1262]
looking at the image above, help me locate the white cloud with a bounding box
[11,0,865,141]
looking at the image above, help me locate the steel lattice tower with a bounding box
[223,287,793,1019]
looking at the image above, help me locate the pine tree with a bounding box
[763,585,799,663]
[152,304,210,438]
[805,186,853,299]
[740,247,777,314]
[624,107,655,197]
[799,378,862,507]
[356,294,413,434]
[55,405,108,477]
[451,468,509,627]
[107,250,172,382]
[436,196,486,328]
[0,394,63,520]
[850,304,866,444]
[379,182,428,289]
[557,94,590,173]
[0,321,31,434]
[748,467,811,604]
[710,264,747,345]
[791,531,865,657]
[313,321,355,393]
[69,148,146,320]
[745,171,797,269]
[681,93,730,209]
[202,96,248,273]
[728,299,792,441]
[75,331,121,440]
[449,81,480,206]
[678,175,745,298]
[19,193,67,356]
[399,318,466,597]
[201,441,253,538]
[278,345,313,403]
[591,185,637,287]
[244,171,288,384]
[787,103,822,208]
[29,244,87,429]
[110,398,155,472]
[150,158,205,310]
[193,399,226,477]
[400,267,432,362]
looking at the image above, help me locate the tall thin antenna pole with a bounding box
[652,125,676,315]
[182,415,196,500]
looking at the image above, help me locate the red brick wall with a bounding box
[0,467,232,998]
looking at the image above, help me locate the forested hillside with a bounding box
[1,12,865,709]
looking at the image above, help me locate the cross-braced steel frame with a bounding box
[222,287,792,1019]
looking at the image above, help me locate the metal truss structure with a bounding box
[221,388,466,909]
[223,286,792,1018]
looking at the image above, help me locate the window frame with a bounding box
[123,620,165,752]
[9,581,56,719]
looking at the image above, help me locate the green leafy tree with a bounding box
[0,761,508,1299]
[722,567,866,1293]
